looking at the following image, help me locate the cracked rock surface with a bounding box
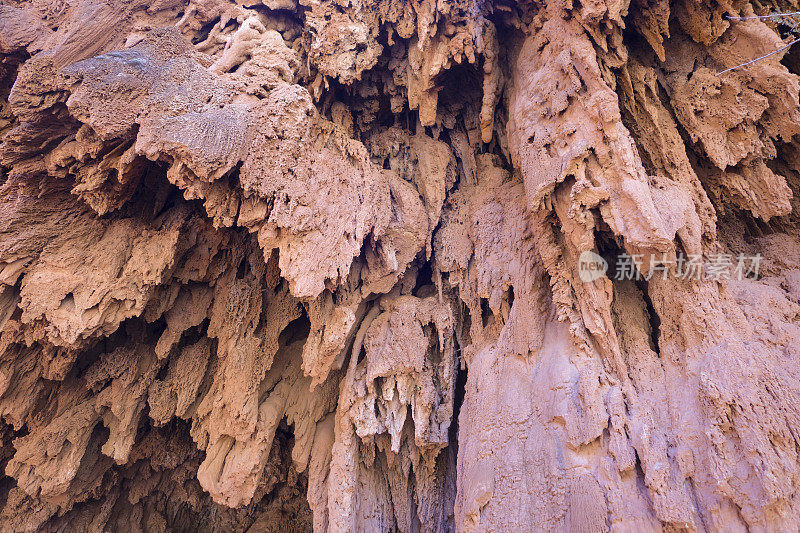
[2,0,800,530]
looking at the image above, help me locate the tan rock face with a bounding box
[1,0,800,530]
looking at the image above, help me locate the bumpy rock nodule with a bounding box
[1,0,800,530]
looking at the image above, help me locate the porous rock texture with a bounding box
[1,0,800,530]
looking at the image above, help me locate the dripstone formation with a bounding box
[1,0,800,530]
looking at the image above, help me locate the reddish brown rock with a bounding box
[1,0,800,531]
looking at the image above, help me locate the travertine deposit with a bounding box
[1,0,800,530]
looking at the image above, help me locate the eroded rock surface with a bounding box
[1,0,800,530]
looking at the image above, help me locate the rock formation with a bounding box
[1,0,800,530]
